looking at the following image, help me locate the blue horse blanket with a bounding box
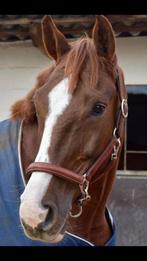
[0,119,116,246]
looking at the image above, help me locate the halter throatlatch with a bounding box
[26,67,128,218]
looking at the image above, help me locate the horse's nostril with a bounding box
[41,204,58,231]
[20,200,58,233]
[43,207,53,228]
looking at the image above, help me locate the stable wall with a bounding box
[0,41,49,121]
[0,36,147,120]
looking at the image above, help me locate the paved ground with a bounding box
[108,176,147,246]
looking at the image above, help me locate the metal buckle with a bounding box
[111,128,121,160]
[121,99,128,118]
[111,137,121,160]
[69,174,91,218]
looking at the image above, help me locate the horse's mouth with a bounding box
[21,216,67,243]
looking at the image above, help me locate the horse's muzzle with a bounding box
[19,200,63,242]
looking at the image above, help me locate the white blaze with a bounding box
[20,78,72,206]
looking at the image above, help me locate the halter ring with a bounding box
[121,99,128,118]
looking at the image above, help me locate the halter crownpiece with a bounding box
[26,67,128,218]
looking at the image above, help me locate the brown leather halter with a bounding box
[26,67,128,218]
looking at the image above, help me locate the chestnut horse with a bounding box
[0,15,128,246]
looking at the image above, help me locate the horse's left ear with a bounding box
[41,15,70,61]
[92,15,116,61]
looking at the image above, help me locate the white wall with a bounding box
[0,41,49,121]
[0,37,147,120]
[116,37,147,85]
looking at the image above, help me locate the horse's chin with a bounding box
[32,232,64,243]
[21,218,67,244]
[23,228,65,243]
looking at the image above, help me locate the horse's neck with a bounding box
[68,168,116,246]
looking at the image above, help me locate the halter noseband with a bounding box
[26,67,128,218]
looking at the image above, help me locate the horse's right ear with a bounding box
[41,15,70,61]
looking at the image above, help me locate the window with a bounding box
[118,85,147,174]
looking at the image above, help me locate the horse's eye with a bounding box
[91,103,106,116]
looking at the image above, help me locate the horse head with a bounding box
[11,15,127,244]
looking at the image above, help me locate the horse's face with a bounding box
[19,16,118,242]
